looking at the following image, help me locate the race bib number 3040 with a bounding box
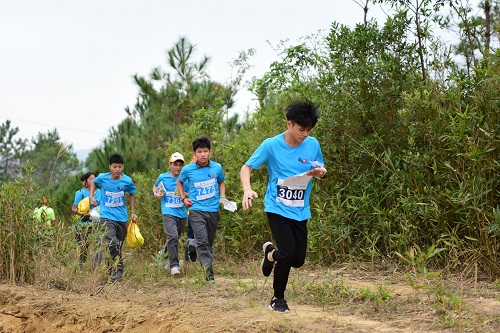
[276,179,306,207]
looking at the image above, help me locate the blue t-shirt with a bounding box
[93,172,137,223]
[178,160,225,213]
[73,187,101,225]
[155,172,188,218]
[245,133,325,221]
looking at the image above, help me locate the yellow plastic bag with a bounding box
[77,197,90,214]
[126,220,144,248]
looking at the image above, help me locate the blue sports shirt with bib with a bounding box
[245,133,325,221]
[178,161,225,212]
[155,172,188,218]
[93,172,137,223]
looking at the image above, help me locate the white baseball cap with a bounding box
[169,152,185,163]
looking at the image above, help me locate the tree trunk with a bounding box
[414,1,427,83]
[484,0,491,55]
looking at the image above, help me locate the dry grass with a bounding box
[1,247,499,333]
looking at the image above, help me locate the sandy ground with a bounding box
[1,261,500,333]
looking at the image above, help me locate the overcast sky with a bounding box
[1,1,392,153]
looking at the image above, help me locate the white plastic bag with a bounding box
[89,207,100,221]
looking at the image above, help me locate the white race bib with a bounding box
[164,191,184,208]
[276,178,307,207]
[104,191,124,207]
[194,178,217,200]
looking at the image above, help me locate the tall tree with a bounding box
[352,0,371,24]
[485,0,492,53]
[373,0,450,83]
[0,120,27,183]
[86,37,238,174]
[421,0,498,73]
[21,129,80,188]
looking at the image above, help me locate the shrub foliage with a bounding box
[2,2,500,281]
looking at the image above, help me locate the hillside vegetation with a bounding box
[1,0,500,293]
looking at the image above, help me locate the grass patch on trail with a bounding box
[18,248,500,333]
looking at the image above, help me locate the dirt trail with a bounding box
[1,266,499,333]
[0,283,404,333]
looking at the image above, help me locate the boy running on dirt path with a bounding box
[240,99,327,312]
[176,136,226,283]
[182,155,213,263]
[153,152,188,276]
[90,153,137,283]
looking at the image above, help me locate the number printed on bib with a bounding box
[105,191,125,207]
[276,179,306,207]
[164,191,184,208]
[194,178,217,200]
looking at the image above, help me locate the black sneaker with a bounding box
[110,273,122,283]
[269,297,290,312]
[205,275,215,283]
[187,239,197,262]
[261,241,275,277]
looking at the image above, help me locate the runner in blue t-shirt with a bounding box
[176,136,226,283]
[153,152,188,276]
[72,171,101,267]
[89,154,138,282]
[240,100,327,312]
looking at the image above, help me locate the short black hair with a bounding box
[80,171,96,182]
[285,99,319,130]
[192,136,211,151]
[109,154,124,165]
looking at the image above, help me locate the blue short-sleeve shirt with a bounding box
[245,133,324,221]
[93,172,137,222]
[178,161,225,212]
[155,172,188,218]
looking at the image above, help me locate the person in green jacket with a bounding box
[33,197,57,227]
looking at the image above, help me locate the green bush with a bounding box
[0,166,43,283]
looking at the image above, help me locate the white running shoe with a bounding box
[170,266,181,276]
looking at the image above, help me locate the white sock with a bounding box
[267,250,275,262]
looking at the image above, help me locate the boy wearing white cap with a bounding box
[153,152,188,276]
